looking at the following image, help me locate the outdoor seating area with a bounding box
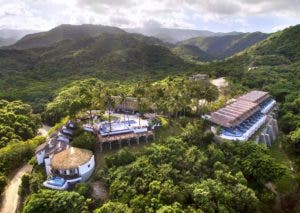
[99,122,133,136]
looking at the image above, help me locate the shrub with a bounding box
[105,148,136,168]
[71,132,97,151]
[75,183,91,197]
[0,173,8,194]
[94,201,131,213]
[23,189,90,213]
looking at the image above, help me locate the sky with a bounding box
[0,0,299,33]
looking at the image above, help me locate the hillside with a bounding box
[172,44,213,62]
[0,25,198,111]
[11,24,125,50]
[245,25,300,62]
[124,27,242,43]
[179,32,269,60]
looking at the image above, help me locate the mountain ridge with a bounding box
[124,27,243,43]
[178,32,269,60]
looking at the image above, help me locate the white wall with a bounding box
[78,155,95,182]
[36,150,45,165]
[45,158,51,175]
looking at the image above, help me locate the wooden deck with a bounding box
[100,131,154,143]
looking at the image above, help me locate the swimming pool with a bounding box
[99,122,133,136]
[47,176,66,187]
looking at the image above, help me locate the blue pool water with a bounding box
[121,120,136,125]
[99,122,133,136]
[47,176,66,187]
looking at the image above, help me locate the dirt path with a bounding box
[38,124,51,136]
[0,124,51,213]
[265,182,283,213]
[210,77,229,92]
[0,164,33,213]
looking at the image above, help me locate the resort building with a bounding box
[35,121,95,190]
[35,136,69,166]
[96,114,155,151]
[189,74,209,81]
[43,147,95,190]
[36,121,75,166]
[207,90,278,146]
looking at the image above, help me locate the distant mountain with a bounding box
[0,37,16,47]
[11,24,126,50]
[0,25,198,109]
[0,29,38,47]
[172,44,213,62]
[124,27,242,43]
[179,32,269,60]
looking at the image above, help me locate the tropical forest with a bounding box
[0,1,300,213]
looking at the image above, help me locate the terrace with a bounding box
[208,90,277,142]
[209,99,260,128]
[43,176,68,190]
[220,111,267,141]
[259,97,277,114]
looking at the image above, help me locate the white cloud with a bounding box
[0,0,299,32]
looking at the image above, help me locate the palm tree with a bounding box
[101,89,115,132]
[133,82,147,127]
[119,93,127,122]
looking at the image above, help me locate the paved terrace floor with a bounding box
[100,131,154,143]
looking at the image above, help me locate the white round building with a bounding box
[43,147,95,190]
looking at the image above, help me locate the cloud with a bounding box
[142,19,162,29]
[0,0,298,32]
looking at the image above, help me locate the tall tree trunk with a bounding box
[108,106,112,132]
[123,102,126,122]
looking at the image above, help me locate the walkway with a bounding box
[38,124,51,136]
[0,124,51,213]
[0,164,33,213]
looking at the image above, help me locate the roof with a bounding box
[35,137,69,155]
[237,90,270,104]
[35,142,47,153]
[51,147,93,170]
[209,99,259,127]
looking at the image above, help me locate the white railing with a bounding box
[220,115,267,141]
[261,100,276,114]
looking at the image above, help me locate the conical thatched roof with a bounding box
[51,147,93,170]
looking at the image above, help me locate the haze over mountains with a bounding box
[0,23,299,114]
[0,29,38,46]
[1,24,270,63]
[124,27,242,43]
[176,32,269,60]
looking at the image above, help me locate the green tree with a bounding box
[71,131,97,151]
[23,189,90,213]
[94,201,131,213]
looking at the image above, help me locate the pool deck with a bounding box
[100,130,154,143]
